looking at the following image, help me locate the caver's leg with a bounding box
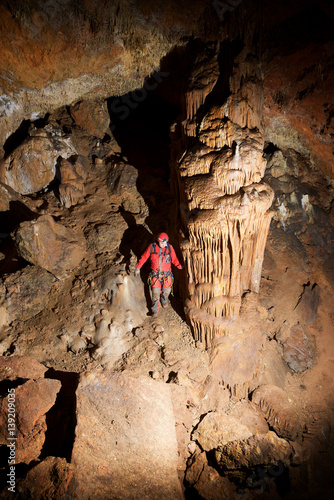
[161,275,172,308]
[151,279,162,316]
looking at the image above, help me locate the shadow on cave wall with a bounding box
[106,42,205,316]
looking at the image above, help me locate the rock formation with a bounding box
[0,1,333,499]
[170,43,274,349]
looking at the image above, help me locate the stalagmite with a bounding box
[170,44,274,352]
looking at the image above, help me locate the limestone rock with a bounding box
[58,156,88,208]
[252,384,303,440]
[0,181,20,211]
[295,283,320,325]
[0,134,76,195]
[0,355,47,380]
[193,412,253,452]
[170,42,274,346]
[215,431,292,471]
[210,326,265,399]
[0,379,61,464]
[107,161,147,215]
[70,99,110,139]
[276,323,316,373]
[227,400,269,436]
[69,371,183,499]
[13,215,86,279]
[0,265,55,323]
[84,214,127,255]
[15,457,73,500]
[169,384,195,475]
[185,451,237,499]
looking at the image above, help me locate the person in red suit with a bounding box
[135,233,183,317]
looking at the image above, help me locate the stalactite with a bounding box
[170,43,274,354]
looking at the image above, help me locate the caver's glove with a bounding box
[134,268,140,277]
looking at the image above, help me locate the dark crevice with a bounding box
[3,115,49,158]
[0,378,28,398]
[40,369,80,462]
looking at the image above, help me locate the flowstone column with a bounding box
[171,44,274,350]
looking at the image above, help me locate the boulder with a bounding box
[215,431,292,471]
[192,412,253,452]
[84,214,127,255]
[15,457,73,500]
[58,156,88,208]
[70,99,110,139]
[0,182,19,211]
[0,265,56,323]
[69,371,183,499]
[252,384,303,440]
[13,215,86,279]
[276,322,316,373]
[0,134,76,195]
[186,453,237,500]
[0,379,61,464]
[295,283,320,325]
[0,355,47,380]
[107,161,147,215]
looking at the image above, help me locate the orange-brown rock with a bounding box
[84,213,128,255]
[0,182,20,211]
[0,355,47,380]
[107,161,148,215]
[193,412,253,452]
[58,156,88,208]
[0,131,76,195]
[215,431,292,471]
[252,384,304,441]
[15,457,73,500]
[0,265,56,324]
[69,371,183,499]
[0,378,61,464]
[70,99,110,139]
[276,322,316,373]
[13,214,86,279]
[185,451,236,499]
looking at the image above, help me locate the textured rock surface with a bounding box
[107,161,148,215]
[13,215,86,279]
[0,355,47,380]
[0,265,56,323]
[0,0,217,155]
[252,384,304,440]
[84,214,128,255]
[69,99,110,139]
[15,457,73,500]
[70,371,183,499]
[0,378,61,464]
[193,412,253,452]
[58,156,88,208]
[276,322,316,373]
[215,431,292,471]
[0,132,76,195]
[170,39,274,346]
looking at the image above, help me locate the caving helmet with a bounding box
[158,232,169,242]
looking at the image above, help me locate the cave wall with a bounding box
[0,1,334,498]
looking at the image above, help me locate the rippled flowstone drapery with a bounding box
[170,41,274,352]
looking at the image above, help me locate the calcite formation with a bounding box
[171,45,274,348]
